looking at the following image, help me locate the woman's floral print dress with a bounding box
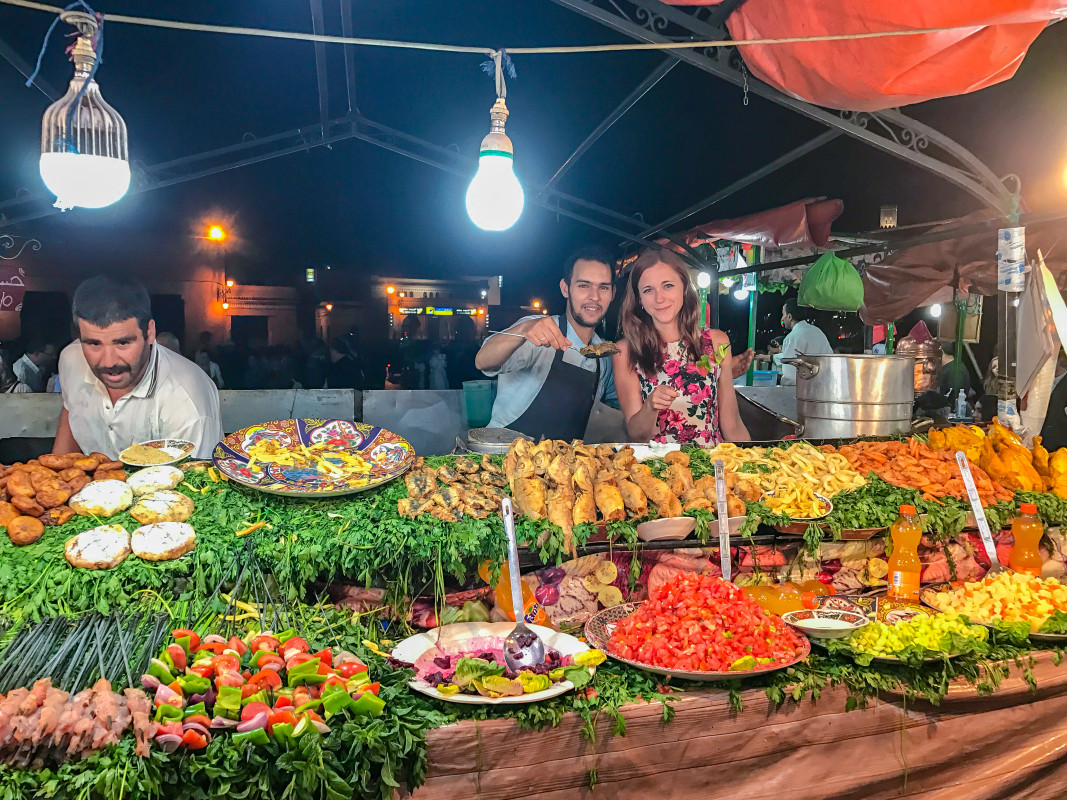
[637,329,722,445]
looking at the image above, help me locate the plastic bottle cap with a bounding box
[899,504,916,515]
[1020,503,1038,514]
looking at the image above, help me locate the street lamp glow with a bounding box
[466,98,524,231]
[930,303,942,318]
[733,288,750,301]
[696,271,711,289]
[325,303,334,311]
[386,286,396,295]
[532,300,541,309]
[207,225,226,242]
[221,301,229,311]
[225,279,234,288]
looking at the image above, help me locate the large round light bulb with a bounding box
[930,303,942,318]
[466,97,523,232]
[39,152,130,210]
[696,271,711,289]
[733,288,750,301]
[466,152,524,231]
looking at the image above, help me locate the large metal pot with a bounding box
[782,354,916,438]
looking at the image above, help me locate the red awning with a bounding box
[661,0,1064,111]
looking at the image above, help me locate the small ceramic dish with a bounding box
[636,516,696,542]
[782,608,869,640]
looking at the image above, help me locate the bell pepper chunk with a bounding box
[271,721,295,743]
[233,727,270,746]
[322,690,353,717]
[350,691,385,718]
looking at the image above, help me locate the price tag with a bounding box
[955,452,1001,567]
[714,460,731,581]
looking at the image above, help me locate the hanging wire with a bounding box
[480,49,516,99]
[2,0,1000,59]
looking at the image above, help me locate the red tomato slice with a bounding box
[274,696,293,709]
[337,662,367,679]
[251,635,280,653]
[212,654,241,674]
[253,652,285,669]
[166,645,188,672]
[241,701,271,722]
[197,642,226,655]
[267,709,296,734]
[189,663,215,679]
[172,629,201,652]
[227,636,249,656]
[184,714,212,729]
[215,671,246,688]
[354,682,380,698]
[311,649,333,667]
[248,670,283,691]
[182,729,209,750]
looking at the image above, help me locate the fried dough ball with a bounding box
[30,471,61,493]
[38,453,75,471]
[66,473,90,494]
[40,506,75,527]
[73,456,100,472]
[94,469,127,482]
[36,483,72,510]
[6,471,35,498]
[58,467,86,483]
[0,501,18,527]
[7,516,45,546]
[95,461,124,473]
[10,495,44,517]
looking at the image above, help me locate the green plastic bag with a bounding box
[798,251,864,311]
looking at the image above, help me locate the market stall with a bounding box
[2,416,1067,798]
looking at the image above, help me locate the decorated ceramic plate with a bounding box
[921,582,1067,644]
[391,622,592,705]
[584,603,810,680]
[212,418,415,497]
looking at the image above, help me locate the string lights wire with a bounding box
[1,0,995,59]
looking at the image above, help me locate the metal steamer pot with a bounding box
[781,354,916,439]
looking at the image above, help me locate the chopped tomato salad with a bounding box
[607,574,807,673]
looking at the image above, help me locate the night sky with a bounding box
[0,2,1065,310]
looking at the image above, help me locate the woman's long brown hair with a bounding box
[619,249,703,376]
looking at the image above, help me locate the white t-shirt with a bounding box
[59,341,223,459]
[774,320,833,386]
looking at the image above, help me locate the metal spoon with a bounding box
[487,330,617,359]
[499,497,546,672]
[955,452,1008,576]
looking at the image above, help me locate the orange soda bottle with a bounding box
[492,561,548,625]
[887,504,922,602]
[1009,503,1043,577]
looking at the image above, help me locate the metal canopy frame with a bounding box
[0,0,1020,274]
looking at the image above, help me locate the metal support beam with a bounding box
[338,0,360,115]
[541,56,678,194]
[308,0,331,136]
[643,129,841,237]
[549,0,1015,216]
[0,35,59,100]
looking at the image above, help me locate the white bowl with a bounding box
[782,609,868,640]
[120,439,196,468]
[636,516,696,542]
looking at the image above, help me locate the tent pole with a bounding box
[746,246,759,385]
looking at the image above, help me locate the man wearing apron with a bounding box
[476,246,616,441]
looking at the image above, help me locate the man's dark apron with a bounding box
[508,316,601,441]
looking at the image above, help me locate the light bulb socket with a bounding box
[479,98,513,157]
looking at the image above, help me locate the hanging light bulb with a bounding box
[733,288,750,301]
[466,98,524,231]
[696,271,711,289]
[930,303,943,318]
[39,12,129,211]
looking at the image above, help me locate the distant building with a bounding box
[316,275,500,343]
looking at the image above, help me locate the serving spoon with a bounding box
[499,497,546,672]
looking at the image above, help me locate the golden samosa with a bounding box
[573,490,597,526]
[631,465,682,518]
[513,477,547,519]
[613,446,636,471]
[547,451,574,488]
[592,475,626,522]
[615,476,648,517]
[546,486,576,555]
[663,463,694,497]
[572,459,594,495]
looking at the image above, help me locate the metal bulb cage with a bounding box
[39,13,128,209]
[42,25,127,160]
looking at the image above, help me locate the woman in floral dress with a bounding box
[613,250,750,445]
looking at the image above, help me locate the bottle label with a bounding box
[889,571,920,600]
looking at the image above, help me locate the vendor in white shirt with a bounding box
[52,275,223,459]
[771,299,833,386]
